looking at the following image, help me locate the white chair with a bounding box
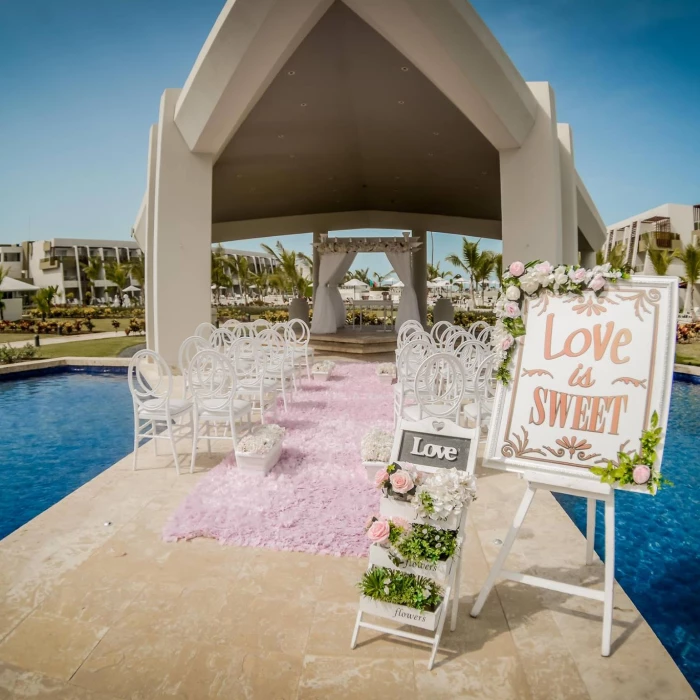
[430,320,453,348]
[396,320,423,352]
[194,322,216,340]
[462,353,498,435]
[222,319,241,330]
[178,335,209,397]
[209,327,234,354]
[251,319,272,332]
[258,329,294,410]
[232,323,257,340]
[394,336,434,426]
[188,349,252,472]
[477,325,494,346]
[468,320,489,338]
[404,352,466,423]
[231,337,278,423]
[128,350,193,475]
[286,318,314,380]
[443,328,471,353]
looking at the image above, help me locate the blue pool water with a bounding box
[555,377,700,695]
[0,369,133,540]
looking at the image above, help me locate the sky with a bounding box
[1,0,699,276]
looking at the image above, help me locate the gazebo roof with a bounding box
[0,277,38,293]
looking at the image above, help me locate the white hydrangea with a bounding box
[237,424,285,454]
[375,363,396,377]
[413,469,476,522]
[360,427,393,462]
[312,360,335,373]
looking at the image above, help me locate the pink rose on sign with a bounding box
[632,465,651,485]
[503,301,521,319]
[534,262,554,276]
[390,470,414,494]
[373,469,389,488]
[500,334,514,351]
[509,261,525,277]
[366,520,391,545]
[588,274,606,292]
[568,267,587,284]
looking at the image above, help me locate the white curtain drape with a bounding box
[386,250,420,330]
[311,252,357,334]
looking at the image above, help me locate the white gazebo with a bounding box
[0,277,39,321]
[132,0,606,362]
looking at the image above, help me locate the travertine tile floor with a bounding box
[0,440,696,699]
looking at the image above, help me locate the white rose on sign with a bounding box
[505,286,521,301]
[519,273,540,296]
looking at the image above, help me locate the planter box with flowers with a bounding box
[360,427,393,481]
[375,362,396,385]
[312,360,335,381]
[234,424,285,475]
[359,594,446,632]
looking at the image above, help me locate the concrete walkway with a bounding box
[5,331,126,349]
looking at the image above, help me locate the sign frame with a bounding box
[484,275,678,487]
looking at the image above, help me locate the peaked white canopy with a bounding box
[0,277,38,293]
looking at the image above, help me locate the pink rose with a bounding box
[366,520,390,544]
[374,469,389,488]
[392,516,410,530]
[390,470,414,494]
[503,301,521,319]
[568,267,587,284]
[588,274,605,292]
[509,261,525,277]
[500,334,514,351]
[534,262,553,275]
[632,465,651,485]
[364,515,375,530]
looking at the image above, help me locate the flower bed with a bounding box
[235,425,285,474]
[677,322,700,344]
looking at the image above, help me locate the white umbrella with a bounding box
[123,285,140,293]
[343,279,368,287]
[391,281,405,288]
[427,281,439,289]
[0,277,39,293]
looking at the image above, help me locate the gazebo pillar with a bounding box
[411,230,428,326]
[500,82,563,265]
[312,231,325,304]
[558,124,579,265]
[151,88,213,366]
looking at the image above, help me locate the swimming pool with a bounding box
[0,369,133,541]
[555,376,700,695]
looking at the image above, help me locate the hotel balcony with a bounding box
[637,231,681,252]
[39,257,60,271]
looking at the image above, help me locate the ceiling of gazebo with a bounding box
[212,0,501,226]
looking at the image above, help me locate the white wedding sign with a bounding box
[485,276,678,484]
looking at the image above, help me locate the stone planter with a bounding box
[369,543,454,583]
[359,595,445,632]
[379,496,461,531]
[432,298,454,324]
[235,439,283,475]
[289,297,309,325]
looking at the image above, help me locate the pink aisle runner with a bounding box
[163,362,390,556]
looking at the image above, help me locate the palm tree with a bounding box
[34,285,59,321]
[472,252,496,304]
[261,242,308,297]
[0,264,8,321]
[251,270,270,299]
[678,244,700,318]
[491,253,503,288]
[351,268,371,286]
[211,245,233,306]
[606,242,627,271]
[640,233,677,277]
[232,255,253,303]
[104,262,130,305]
[446,238,490,303]
[124,257,145,288]
[80,255,103,304]
[427,262,450,281]
[372,270,395,287]
[596,249,605,266]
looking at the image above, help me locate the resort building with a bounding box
[604,203,700,275]
[0,244,23,279]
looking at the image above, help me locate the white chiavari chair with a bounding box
[209,327,234,355]
[178,335,209,397]
[404,352,466,423]
[194,322,216,340]
[285,318,314,380]
[462,353,498,435]
[394,336,434,426]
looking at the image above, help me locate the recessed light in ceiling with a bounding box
[397,100,405,105]
[482,170,488,175]
[277,134,284,139]
[400,66,409,72]
[287,70,296,76]
[328,176,334,181]
[236,174,242,179]
[433,131,440,136]
[300,102,307,107]
[289,154,296,159]
[427,152,434,157]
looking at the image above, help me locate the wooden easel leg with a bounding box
[586,497,596,565]
[601,492,615,656]
[350,609,362,649]
[450,552,462,632]
[428,587,451,670]
[471,484,536,617]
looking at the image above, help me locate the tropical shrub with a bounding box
[677,322,700,344]
[0,343,38,365]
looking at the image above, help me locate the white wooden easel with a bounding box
[470,470,617,656]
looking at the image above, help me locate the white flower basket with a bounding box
[375,363,396,384]
[362,461,385,482]
[359,595,444,632]
[377,374,394,385]
[369,544,454,583]
[379,496,462,531]
[235,439,283,475]
[312,370,332,381]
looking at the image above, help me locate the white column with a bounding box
[144,124,157,351]
[152,89,213,365]
[312,231,325,304]
[500,82,563,265]
[411,230,427,326]
[557,124,578,265]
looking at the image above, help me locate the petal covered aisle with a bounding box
[163,363,390,555]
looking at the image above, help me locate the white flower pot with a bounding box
[369,544,454,583]
[380,496,461,531]
[377,374,395,385]
[235,439,283,475]
[312,371,331,381]
[362,460,386,482]
[359,595,444,631]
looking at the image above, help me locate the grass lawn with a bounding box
[675,342,700,367]
[36,336,145,359]
[0,317,134,342]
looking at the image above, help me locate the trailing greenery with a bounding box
[0,343,38,365]
[590,411,672,494]
[358,566,443,612]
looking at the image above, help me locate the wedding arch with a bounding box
[310,234,422,335]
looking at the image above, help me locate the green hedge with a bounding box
[27,306,144,319]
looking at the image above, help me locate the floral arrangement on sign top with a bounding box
[365,515,459,566]
[236,424,285,454]
[493,260,628,385]
[374,463,476,522]
[358,566,443,612]
[360,427,393,463]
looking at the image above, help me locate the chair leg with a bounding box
[132,415,140,471]
[206,422,212,456]
[152,420,159,455]
[305,353,311,380]
[190,413,199,473]
[167,421,181,476]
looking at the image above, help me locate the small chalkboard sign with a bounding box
[391,417,478,475]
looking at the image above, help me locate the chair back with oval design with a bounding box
[187,349,237,414]
[209,327,234,354]
[413,352,466,420]
[194,322,216,340]
[178,336,209,395]
[128,349,173,413]
[397,320,424,352]
[430,320,453,348]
